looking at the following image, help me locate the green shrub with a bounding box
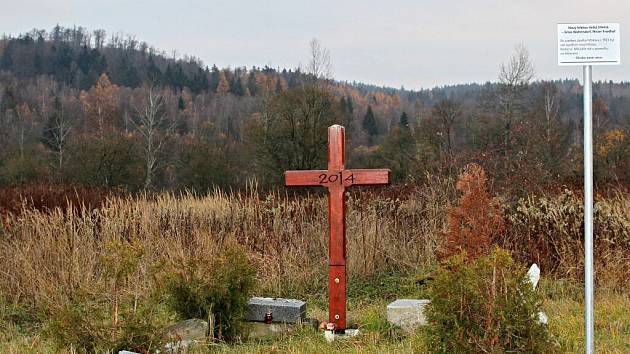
[43,240,166,353]
[0,298,39,335]
[44,290,165,353]
[44,292,111,352]
[163,243,256,341]
[426,248,557,354]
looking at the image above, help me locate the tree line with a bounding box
[0,27,628,194]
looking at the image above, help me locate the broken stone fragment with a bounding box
[387,299,430,332]
[163,318,209,341]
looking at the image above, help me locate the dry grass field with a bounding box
[0,180,628,352]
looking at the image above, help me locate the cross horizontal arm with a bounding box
[285,169,390,187]
[347,169,390,185]
[284,170,328,186]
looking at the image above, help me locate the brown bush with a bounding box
[442,163,505,260]
[0,183,117,217]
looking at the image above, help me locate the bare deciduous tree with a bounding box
[499,44,535,91]
[542,82,559,147]
[432,98,462,163]
[306,38,332,81]
[15,103,33,160]
[132,86,173,189]
[497,44,534,164]
[536,82,571,175]
[93,29,106,49]
[43,98,71,175]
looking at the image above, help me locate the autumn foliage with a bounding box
[79,73,120,138]
[443,163,505,260]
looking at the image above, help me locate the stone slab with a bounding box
[246,297,306,323]
[387,299,430,331]
[324,328,360,342]
[247,317,318,339]
[247,322,296,338]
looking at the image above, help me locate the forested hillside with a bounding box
[1,26,628,193]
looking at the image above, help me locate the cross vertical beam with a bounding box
[284,125,390,332]
[327,125,346,266]
[327,126,347,329]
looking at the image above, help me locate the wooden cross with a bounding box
[284,125,390,332]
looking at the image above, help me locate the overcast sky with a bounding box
[2,0,628,89]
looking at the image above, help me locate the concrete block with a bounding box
[164,319,208,341]
[387,299,430,331]
[246,297,306,323]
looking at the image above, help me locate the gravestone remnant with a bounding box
[284,125,390,332]
[246,297,306,323]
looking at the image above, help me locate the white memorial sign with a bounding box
[557,21,620,354]
[558,23,620,65]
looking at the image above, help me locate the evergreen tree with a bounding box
[362,105,378,144]
[76,46,106,89]
[339,97,353,129]
[51,42,74,84]
[400,111,410,129]
[164,64,174,86]
[163,63,188,90]
[287,70,300,88]
[0,41,14,71]
[379,122,416,181]
[33,34,46,74]
[209,65,220,92]
[147,55,162,84]
[230,76,245,96]
[275,78,283,94]
[0,87,17,112]
[190,67,209,93]
[247,71,258,96]
[172,63,188,90]
[346,96,354,114]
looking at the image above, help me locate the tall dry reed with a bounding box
[0,179,452,311]
[503,189,629,288]
[1,180,627,321]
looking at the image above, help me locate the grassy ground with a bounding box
[542,281,630,353]
[1,278,628,353]
[0,186,627,352]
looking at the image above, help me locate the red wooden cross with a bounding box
[284,125,390,332]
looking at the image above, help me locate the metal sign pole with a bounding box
[559,22,619,354]
[583,64,594,354]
